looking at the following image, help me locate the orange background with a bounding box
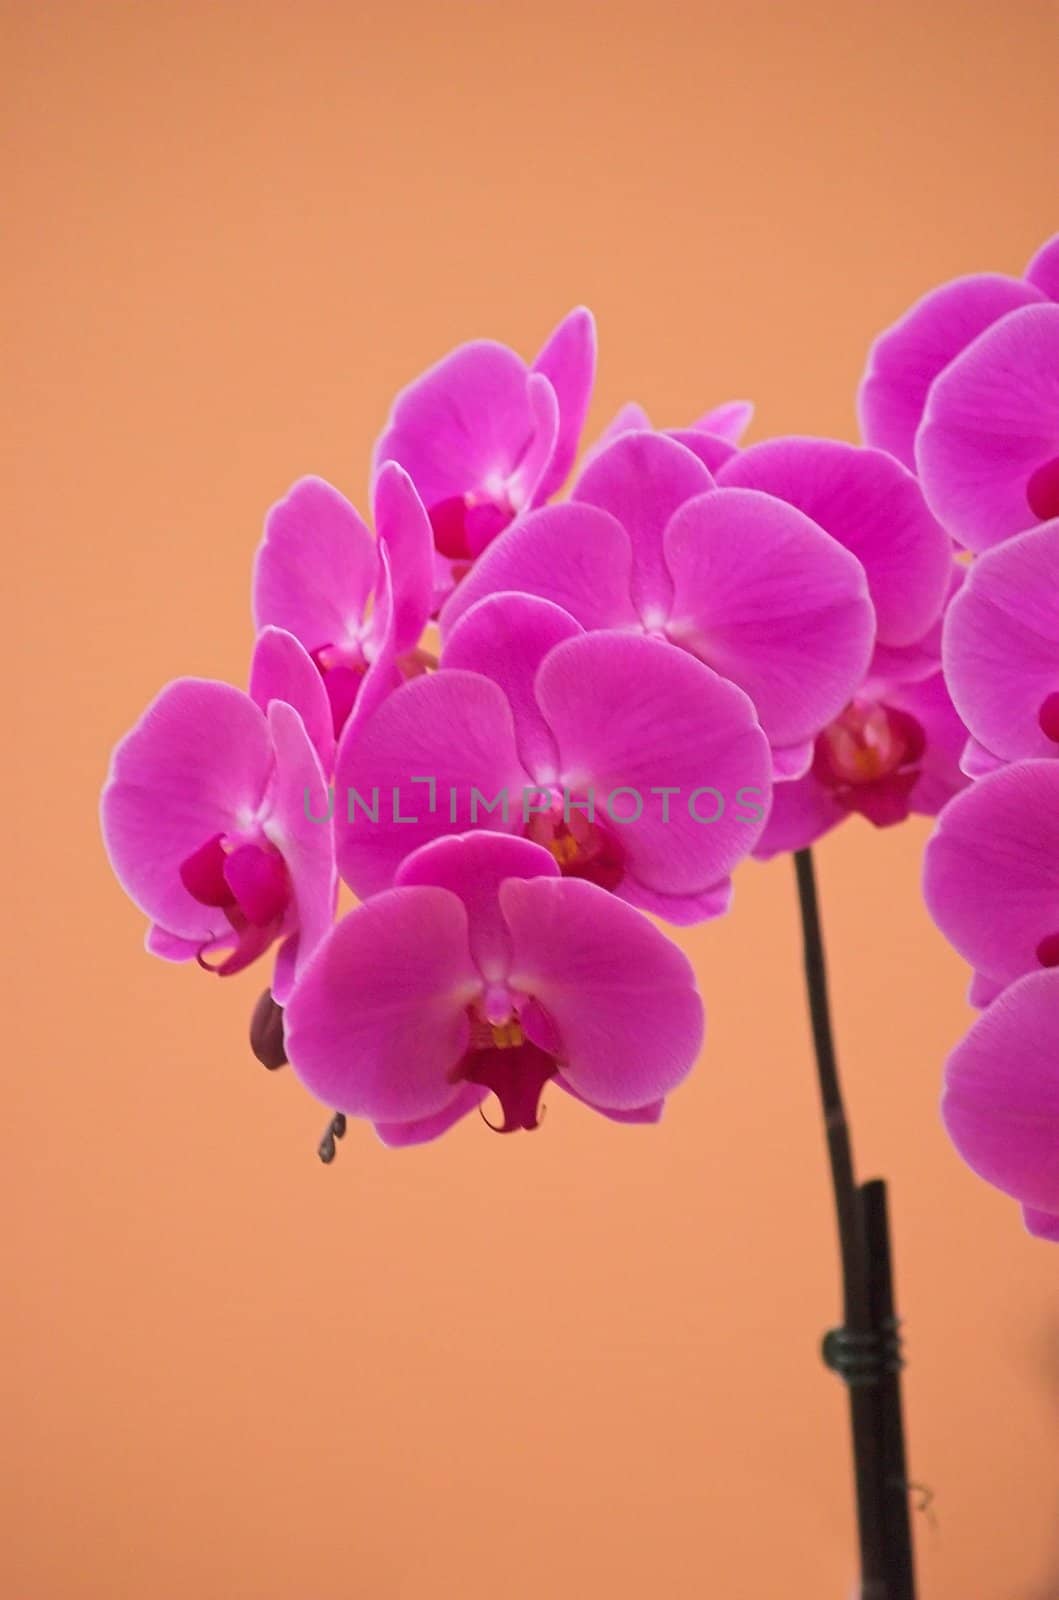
[6,3,1059,1596]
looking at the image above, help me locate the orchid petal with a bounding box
[752,775,845,860]
[858,274,1044,469]
[969,970,1007,1009]
[442,592,582,778]
[530,307,596,503]
[342,543,403,744]
[943,520,1059,763]
[555,1076,665,1124]
[490,373,559,548]
[395,832,558,983]
[691,400,754,443]
[916,303,1059,551]
[101,680,273,942]
[1024,1206,1059,1242]
[374,1085,489,1147]
[535,631,771,907]
[374,340,529,498]
[924,760,1059,988]
[719,438,951,647]
[439,502,640,640]
[942,969,1059,1219]
[664,487,874,749]
[667,429,738,473]
[618,876,735,926]
[263,700,336,1001]
[145,924,202,962]
[284,887,480,1122]
[572,431,714,619]
[333,669,525,897]
[249,626,334,773]
[253,476,377,651]
[501,876,703,1110]
[1026,234,1059,302]
[373,461,434,655]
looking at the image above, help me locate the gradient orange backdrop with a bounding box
[6,3,1059,1596]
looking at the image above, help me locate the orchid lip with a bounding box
[179,829,293,974]
[1026,455,1059,523]
[1038,692,1059,744]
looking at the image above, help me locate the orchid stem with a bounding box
[792,847,915,1600]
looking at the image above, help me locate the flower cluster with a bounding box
[103,272,1013,1150]
[889,232,1059,1239]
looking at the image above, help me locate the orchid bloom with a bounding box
[923,759,1059,1009]
[943,518,1059,774]
[373,308,596,566]
[942,967,1059,1242]
[755,668,968,857]
[915,302,1059,551]
[284,832,704,1143]
[253,462,434,743]
[858,231,1059,472]
[441,430,875,780]
[707,436,964,851]
[101,629,336,1000]
[594,397,754,473]
[334,592,772,924]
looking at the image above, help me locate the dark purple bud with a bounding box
[250,989,287,1069]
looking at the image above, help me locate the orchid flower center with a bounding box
[428,486,520,561]
[1036,932,1059,969]
[179,831,291,976]
[525,795,625,890]
[313,634,436,735]
[1026,456,1059,522]
[311,640,369,735]
[812,700,926,827]
[451,997,559,1133]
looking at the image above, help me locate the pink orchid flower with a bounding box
[283,832,704,1143]
[441,430,875,780]
[858,231,1059,472]
[923,759,1059,1007]
[702,436,964,852]
[915,302,1059,551]
[755,668,968,857]
[941,967,1059,1241]
[333,592,772,924]
[253,461,434,742]
[101,629,335,1000]
[594,397,754,473]
[943,518,1059,772]
[373,308,596,566]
